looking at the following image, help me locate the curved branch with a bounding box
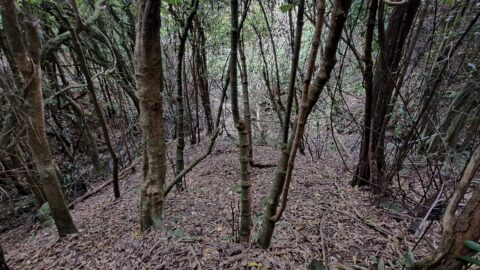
[41,0,106,60]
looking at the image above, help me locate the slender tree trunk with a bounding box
[258,1,284,114]
[135,0,167,231]
[67,10,120,198]
[438,181,480,270]
[259,0,347,248]
[352,0,377,186]
[230,0,252,243]
[175,0,198,189]
[1,0,77,236]
[185,60,196,145]
[251,24,283,127]
[194,20,214,135]
[353,0,421,191]
[238,39,253,161]
[191,54,201,143]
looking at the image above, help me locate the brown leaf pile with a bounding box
[1,139,439,269]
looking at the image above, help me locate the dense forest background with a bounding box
[0,0,479,268]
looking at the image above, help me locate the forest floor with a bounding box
[1,137,440,269]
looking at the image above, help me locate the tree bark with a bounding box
[352,0,377,186]
[258,1,284,115]
[194,20,214,135]
[259,0,346,248]
[175,0,198,189]
[0,0,77,236]
[230,0,252,243]
[66,6,120,198]
[135,0,167,231]
[353,0,421,191]
[409,145,480,269]
[238,39,253,161]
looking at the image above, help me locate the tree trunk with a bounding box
[258,1,284,115]
[230,0,252,243]
[11,146,46,207]
[66,10,120,199]
[1,0,77,236]
[259,0,344,248]
[353,0,420,191]
[194,20,214,135]
[409,145,480,270]
[51,54,104,173]
[238,40,253,161]
[135,0,167,231]
[438,182,480,270]
[185,60,196,145]
[352,0,377,186]
[251,24,283,127]
[175,0,198,189]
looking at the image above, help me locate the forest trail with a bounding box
[1,139,436,269]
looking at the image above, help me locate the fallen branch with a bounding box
[250,160,276,168]
[68,158,140,209]
[163,128,221,197]
[68,179,111,209]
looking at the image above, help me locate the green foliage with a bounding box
[406,251,415,267]
[464,241,480,252]
[231,184,242,194]
[308,259,326,270]
[444,150,471,172]
[350,82,364,95]
[37,203,54,228]
[457,240,480,266]
[348,0,365,18]
[458,256,480,266]
[396,250,415,267]
[443,0,455,6]
[170,228,184,238]
[380,200,405,212]
[166,0,183,6]
[279,3,294,13]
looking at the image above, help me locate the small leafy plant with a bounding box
[457,240,480,266]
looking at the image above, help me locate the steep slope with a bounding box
[0,139,438,269]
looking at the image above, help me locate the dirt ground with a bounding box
[1,138,440,269]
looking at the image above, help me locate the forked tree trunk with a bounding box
[259,0,343,248]
[352,0,420,191]
[67,12,120,199]
[135,0,167,231]
[0,0,77,236]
